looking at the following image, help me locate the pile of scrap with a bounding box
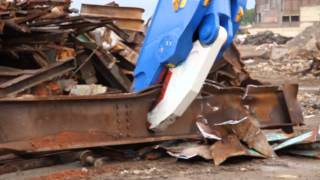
[286,22,320,50]
[238,31,292,46]
[0,41,308,172]
[0,1,315,176]
[0,1,144,98]
[240,23,320,81]
[153,124,320,166]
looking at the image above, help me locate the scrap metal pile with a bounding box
[0,0,144,98]
[0,1,317,177]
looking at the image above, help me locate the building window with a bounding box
[291,16,300,22]
[282,16,290,22]
[257,13,261,23]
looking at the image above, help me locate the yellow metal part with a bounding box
[236,7,244,22]
[167,64,176,68]
[173,0,180,11]
[203,0,211,7]
[180,0,188,8]
[173,0,189,11]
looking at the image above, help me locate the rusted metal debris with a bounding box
[202,83,303,131]
[80,4,145,32]
[0,151,79,175]
[193,115,275,165]
[0,82,304,154]
[0,1,144,98]
[0,0,312,175]
[0,58,75,98]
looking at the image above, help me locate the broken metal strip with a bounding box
[273,127,320,151]
[112,19,145,32]
[0,58,75,98]
[80,4,145,20]
[0,66,38,77]
[111,41,138,66]
[76,51,98,84]
[93,51,132,92]
[263,130,295,143]
[282,84,304,126]
[285,149,320,159]
[2,32,69,45]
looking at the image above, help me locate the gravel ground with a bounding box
[1,153,320,180]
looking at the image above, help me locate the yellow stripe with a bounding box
[180,0,188,8]
[236,7,244,22]
[204,0,211,6]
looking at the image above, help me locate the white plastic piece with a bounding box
[148,27,228,130]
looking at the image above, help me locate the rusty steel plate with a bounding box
[203,83,304,130]
[243,84,304,130]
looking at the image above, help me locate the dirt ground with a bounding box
[1,150,320,180]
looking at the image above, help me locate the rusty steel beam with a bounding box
[80,4,145,32]
[80,4,144,20]
[0,85,248,154]
[0,83,304,154]
[0,86,200,153]
[0,58,75,98]
[112,19,145,32]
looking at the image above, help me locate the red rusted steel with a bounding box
[243,85,304,131]
[203,83,304,131]
[0,58,75,98]
[0,84,304,154]
[0,86,201,153]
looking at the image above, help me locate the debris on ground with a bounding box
[238,31,292,46]
[287,22,320,50]
[0,1,318,180]
[240,23,320,82]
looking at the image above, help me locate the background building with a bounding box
[255,0,320,26]
[251,0,320,36]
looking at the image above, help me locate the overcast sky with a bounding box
[72,0,256,19]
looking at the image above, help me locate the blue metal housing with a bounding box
[133,0,247,92]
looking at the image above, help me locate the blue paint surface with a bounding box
[133,0,247,92]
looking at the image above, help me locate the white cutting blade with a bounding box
[148,27,228,130]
